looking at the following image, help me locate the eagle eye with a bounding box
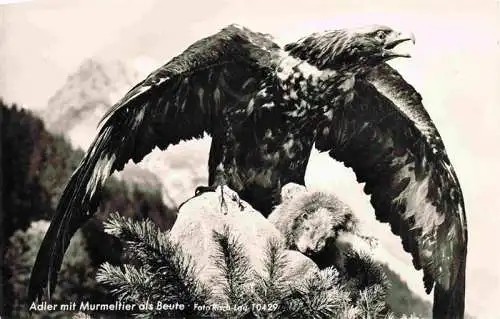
[376,30,387,40]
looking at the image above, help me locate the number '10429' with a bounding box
[251,303,278,311]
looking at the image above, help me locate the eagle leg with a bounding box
[193,163,231,214]
[195,112,245,212]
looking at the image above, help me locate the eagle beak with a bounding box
[383,30,416,59]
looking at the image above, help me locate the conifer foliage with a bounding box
[5,220,103,319]
[96,213,421,319]
[1,101,175,317]
[96,213,212,318]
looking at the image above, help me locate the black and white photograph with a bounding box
[0,0,499,318]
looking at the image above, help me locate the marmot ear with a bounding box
[279,183,307,202]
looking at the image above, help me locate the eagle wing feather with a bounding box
[315,63,468,318]
[28,24,277,302]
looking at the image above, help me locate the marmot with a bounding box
[269,183,377,270]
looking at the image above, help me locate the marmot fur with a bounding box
[269,183,377,270]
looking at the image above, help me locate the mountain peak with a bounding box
[42,56,158,148]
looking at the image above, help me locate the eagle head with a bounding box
[348,25,416,62]
[285,25,415,72]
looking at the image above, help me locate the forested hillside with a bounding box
[1,100,176,317]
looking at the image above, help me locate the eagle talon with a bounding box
[231,193,245,211]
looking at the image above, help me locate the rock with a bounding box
[281,250,318,279]
[169,186,318,287]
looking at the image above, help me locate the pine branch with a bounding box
[279,267,350,319]
[342,249,390,300]
[262,238,289,289]
[97,213,411,319]
[210,225,252,318]
[250,238,290,317]
[356,284,389,318]
[257,238,290,296]
[101,213,211,317]
[95,262,152,304]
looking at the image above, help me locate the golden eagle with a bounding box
[29,24,468,318]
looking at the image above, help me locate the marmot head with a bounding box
[289,192,359,256]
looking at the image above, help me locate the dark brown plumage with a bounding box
[29,24,467,319]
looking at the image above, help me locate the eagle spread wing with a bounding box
[316,63,468,318]
[28,25,277,302]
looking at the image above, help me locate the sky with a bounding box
[1,0,500,317]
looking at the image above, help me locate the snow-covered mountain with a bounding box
[43,57,149,148]
[41,56,210,208]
